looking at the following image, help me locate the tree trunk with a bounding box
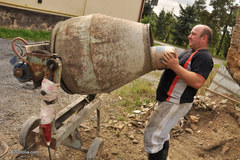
[224,40,230,58]
[216,25,227,56]
[165,32,170,42]
[216,9,233,56]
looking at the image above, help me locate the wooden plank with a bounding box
[53,100,101,147]
[55,96,86,120]
[205,87,240,105]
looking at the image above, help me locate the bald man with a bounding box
[144,25,213,160]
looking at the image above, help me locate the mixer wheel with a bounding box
[19,116,40,148]
[86,137,104,160]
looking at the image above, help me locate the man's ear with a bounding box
[204,35,208,43]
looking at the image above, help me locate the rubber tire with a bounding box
[19,116,40,148]
[86,137,104,160]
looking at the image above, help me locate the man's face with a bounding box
[188,26,205,50]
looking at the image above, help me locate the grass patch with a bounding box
[0,27,51,41]
[154,42,160,46]
[116,114,127,121]
[197,64,220,95]
[113,79,155,113]
[149,70,163,79]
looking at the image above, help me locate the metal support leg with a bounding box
[97,109,100,132]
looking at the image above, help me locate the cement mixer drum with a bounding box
[52,14,154,94]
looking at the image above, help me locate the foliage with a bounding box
[222,30,231,58]
[194,0,211,24]
[155,9,167,40]
[164,12,176,42]
[0,27,50,41]
[154,9,175,42]
[141,13,158,38]
[209,0,238,57]
[142,1,153,18]
[171,4,197,47]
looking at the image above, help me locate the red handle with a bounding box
[12,37,29,64]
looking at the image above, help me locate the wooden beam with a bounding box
[205,87,240,105]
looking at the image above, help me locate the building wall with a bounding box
[0,0,144,31]
[226,7,240,85]
[84,0,144,22]
[0,0,144,28]
[0,0,86,17]
[0,0,145,21]
[0,5,68,31]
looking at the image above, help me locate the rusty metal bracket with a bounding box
[24,43,62,88]
[44,57,62,83]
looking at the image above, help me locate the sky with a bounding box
[153,0,212,16]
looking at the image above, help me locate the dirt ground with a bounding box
[1,38,240,160]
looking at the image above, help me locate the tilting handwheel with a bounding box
[86,137,104,160]
[19,116,40,148]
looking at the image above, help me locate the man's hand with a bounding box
[162,51,179,70]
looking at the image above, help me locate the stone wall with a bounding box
[226,7,240,86]
[0,5,69,31]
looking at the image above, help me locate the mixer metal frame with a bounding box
[13,40,104,159]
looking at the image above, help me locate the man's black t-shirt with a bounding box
[156,49,213,104]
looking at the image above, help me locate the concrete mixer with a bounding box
[10,14,176,159]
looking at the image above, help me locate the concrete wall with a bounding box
[0,5,68,31]
[0,0,86,17]
[226,7,240,86]
[0,0,145,31]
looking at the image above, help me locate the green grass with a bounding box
[0,27,51,41]
[149,70,163,79]
[113,79,155,113]
[116,114,127,121]
[197,64,221,95]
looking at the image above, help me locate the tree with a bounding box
[142,2,153,18]
[164,11,176,42]
[171,4,197,47]
[141,12,158,38]
[223,30,231,58]
[222,7,238,58]
[194,0,211,24]
[209,0,239,56]
[155,9,167,40]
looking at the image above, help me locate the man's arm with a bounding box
[162,52,205,89]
